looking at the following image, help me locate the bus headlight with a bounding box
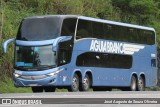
[47,68,64,76]
[14,73,21,78]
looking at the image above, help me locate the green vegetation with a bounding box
[0,74,32,93]
[0,0,160,93]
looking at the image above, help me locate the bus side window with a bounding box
[61,18,77,37]
[138,30,143,43]
[146,31,155,45]
[58,40,73,66]
[76,19,93,39]
[119,26,126,42]
[151,59,156,67]
[92,21,103,39]
[113,25,121,41]
[103,24,112,40]
[134,29,139,43]
[129,28,134,42]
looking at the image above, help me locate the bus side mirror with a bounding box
[52,37,64,52]
[2,38,15,53]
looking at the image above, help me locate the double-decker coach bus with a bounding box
[3,15,157,92]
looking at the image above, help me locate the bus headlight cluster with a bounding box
[14,73,21,78]
[47,68,64,76]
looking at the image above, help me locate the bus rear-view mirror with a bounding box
[2,38,15,53]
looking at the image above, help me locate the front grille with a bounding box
[20,75,47,80]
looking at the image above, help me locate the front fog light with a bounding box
[14,73,21,78]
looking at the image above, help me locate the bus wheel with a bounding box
[80,74,90,91]
[44,86,56,92]
[32,86,43,93]
[130,76,137,91]
[68,73,79,92]
[137,76,145,91]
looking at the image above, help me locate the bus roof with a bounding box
[23,15,78,20]
[24,15,155,31]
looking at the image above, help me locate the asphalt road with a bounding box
[0,91,160,107]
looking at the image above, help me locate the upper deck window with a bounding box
[76,19,155,45]
[17,17,62,41]
[61,18,77,37]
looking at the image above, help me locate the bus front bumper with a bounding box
[13,68,66,87]
[13,75,58,87]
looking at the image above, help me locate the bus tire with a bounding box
[44,86,56,92]
[130,76,137,91]
[32,86,43,93]
[68,73,79,92]
[80,74,90,91]
[137,76,145,91]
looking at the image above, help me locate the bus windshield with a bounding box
[14,45,56,71]
[17,17,62,41]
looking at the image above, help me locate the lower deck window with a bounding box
[76,52,132,69]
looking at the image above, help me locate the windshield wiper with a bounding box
[34,65,56,70]
[14,66,29,71]
[14,65,56,71]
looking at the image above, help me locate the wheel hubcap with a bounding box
[138,79,143,90]
[83,77,89,89]
[72,77,78,89]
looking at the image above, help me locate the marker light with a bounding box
[14,73,21,78]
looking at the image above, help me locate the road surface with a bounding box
[0,91,160,107]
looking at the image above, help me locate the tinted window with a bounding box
[76,20,93,39]
[61,18,77,37]
[76,52,132,69]
[76,19,155,45]
[103,24,112,40]
[151,59,156,67]
[92,22,103,38]
[146,31,155,45]
[17,17,62,41]
[58,40,73,66]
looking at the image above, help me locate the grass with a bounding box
[0,76,32,93]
